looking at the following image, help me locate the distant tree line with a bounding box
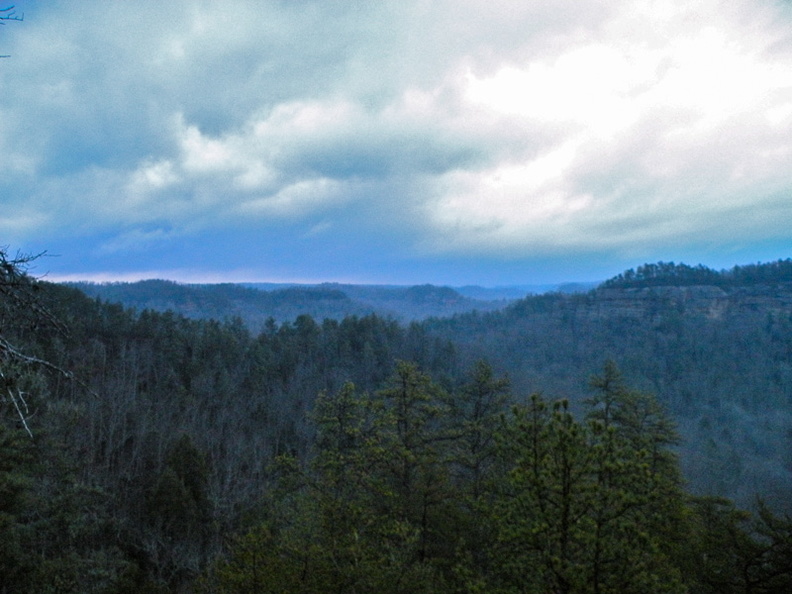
[602,259,792,289]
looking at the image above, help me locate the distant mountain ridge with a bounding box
[67,279,598,329]
[66,260,792,329]
[67,280,511,328]
[68,280,367,329]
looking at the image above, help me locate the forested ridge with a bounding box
[602,259,792,288]
[69,279,509,327]
[2,252,792,592]
[425,260,792,509]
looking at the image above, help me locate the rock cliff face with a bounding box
[590,283,792,320]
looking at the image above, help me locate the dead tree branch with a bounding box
[0,247,95,437]
[1,5,23,58]
[0,5,23,23]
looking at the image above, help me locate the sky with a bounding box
[1,0,791,287]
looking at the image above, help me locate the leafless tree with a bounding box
[0,247,76,436]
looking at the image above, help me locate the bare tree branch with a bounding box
[0,5,23,58]
[0,335,74,380]
[0,367,34,438]
[0,247,96,437]
[8,387,33,438]
[0,5,23,23]
[0,247,69,336]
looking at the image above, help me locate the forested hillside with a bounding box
[424,260,792,507]
[70,280,510,327]
[2,252,792,592]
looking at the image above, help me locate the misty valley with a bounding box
[2,252,792,592]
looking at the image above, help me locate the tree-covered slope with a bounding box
[422,259,792,507]
[3,252,792,591]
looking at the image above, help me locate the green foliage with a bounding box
[209,363,510,593]
[494,396,595,593]
[491,364,688,593]
[449,360,512,499]
[207,372,454,593]
[214,362,758,594]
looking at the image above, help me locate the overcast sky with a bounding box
[2,0,791,286]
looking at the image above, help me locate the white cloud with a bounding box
[127,160,180,194]
[416,0,792,256]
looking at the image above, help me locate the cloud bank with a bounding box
[1,0,791,283]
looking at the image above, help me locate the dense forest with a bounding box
[2,250,792,592]
[424,261,792,509]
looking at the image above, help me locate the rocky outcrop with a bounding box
[590,283,792,320]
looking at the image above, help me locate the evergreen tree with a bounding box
[491,363,688,593]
